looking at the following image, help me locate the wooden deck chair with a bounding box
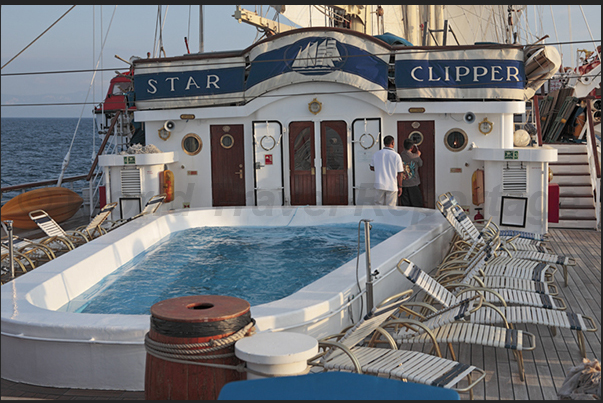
[28,209,88,251]
[107,194,166,231]
[373,290,536,382]
[75,202,117,239]
[307,290,486,399]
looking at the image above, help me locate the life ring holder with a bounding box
[358,133,375,150]
[260,135,277,151]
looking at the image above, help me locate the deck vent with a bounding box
[120,168,142,196]
[502,162,527,193]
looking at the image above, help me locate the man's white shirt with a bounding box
[370,147,404,191]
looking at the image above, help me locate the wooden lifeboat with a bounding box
[1,187,83,229]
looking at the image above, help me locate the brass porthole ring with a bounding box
[408,130,424,146]
[444,128,468,152]
[181,133,202,155]
[220,134,234,149]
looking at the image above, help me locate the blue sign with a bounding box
[396,59,525,89]
[133,66,246,101]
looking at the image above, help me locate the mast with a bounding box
[199,5,204,53]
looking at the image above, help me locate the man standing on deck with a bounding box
[399,138,424,207]
[369,135,405,206]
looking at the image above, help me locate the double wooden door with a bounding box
[289,121,348,205]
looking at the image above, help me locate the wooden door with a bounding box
[321,121,348,205]
[289,121,316,205]
[211,124,246,206]
[397,120,435,208]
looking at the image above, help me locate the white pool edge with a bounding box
[1,206,452,390]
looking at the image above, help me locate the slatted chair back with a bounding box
[28,210,67,238]
[395,295,484,339]
[397,259,460,308]
[321,291,413,363]
[141,194,166,215]
[108,194,166,231]
[81,202,117,238]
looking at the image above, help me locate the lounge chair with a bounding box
[75,202,117,239]
[399,259,566,311]
[1,235,56,265]
[307,289,487,399]
[28,209,88,251]
[106,194,166,231]
[437,193,575,286]
[468,305,597,359]
[397,258,597,359]
[2,247,35,283]
[372,290,536,382]
[1,221,57,277]
[437,192,551,252]
[435,237,559,291]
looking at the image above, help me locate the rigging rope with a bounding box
[2,5,76,70]
[58,5,117,187]
[143,320,255,372]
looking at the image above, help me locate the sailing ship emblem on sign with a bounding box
[288,38,346,75]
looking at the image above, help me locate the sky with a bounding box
[1,5,600,118]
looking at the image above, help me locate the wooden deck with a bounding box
[1,227,600,400]
[458,228,601,400]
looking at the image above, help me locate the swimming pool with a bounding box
[60,224,402,314]
[1,205,453,390]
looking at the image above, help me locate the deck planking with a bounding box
[1,227,600,400]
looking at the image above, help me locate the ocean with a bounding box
[1,117,100,204]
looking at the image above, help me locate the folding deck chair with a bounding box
[397,258,597,359]
[437,195,575,286]
[74,202,117,239]
[435,237,559,290]
[307,290,487,400]
[28,209,88,251]
[372,289,536,382]
[1,235,56,266]
[400,259,566,311]
[438,192,553,252]
[106,194,166,231]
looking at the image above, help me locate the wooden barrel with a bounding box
[144,295,252,400]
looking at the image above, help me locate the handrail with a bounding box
[86,110,122,181]
[1,174,91,193]
[584,97,600,178]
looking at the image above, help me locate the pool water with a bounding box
[59,223,403,314]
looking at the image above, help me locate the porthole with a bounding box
[181,133,202,155]
[408,130,424,146]
[220,134,234,149]
[444,128,468,152]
